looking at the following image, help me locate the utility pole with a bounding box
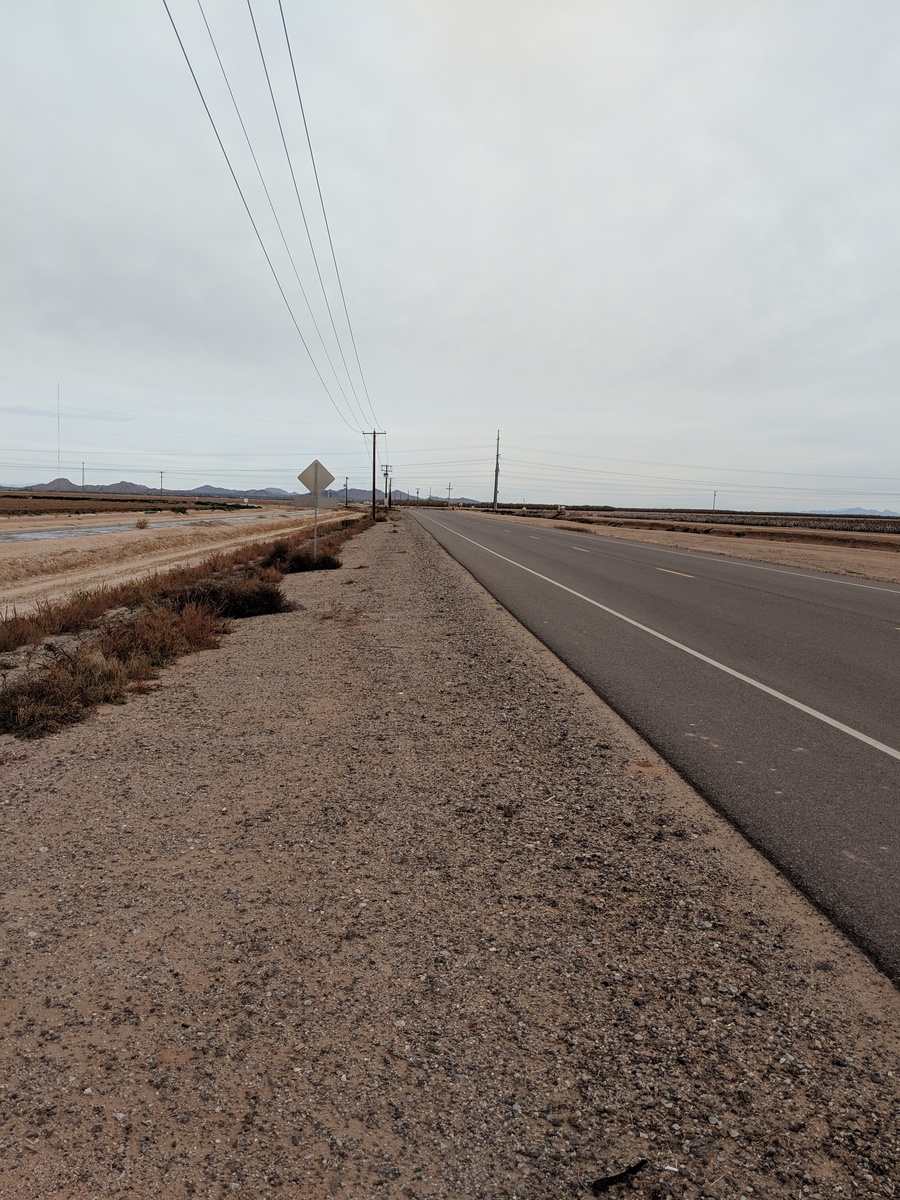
[81,462,85,493]
[344,477,349,507]
[382,464,391,510]
[416,488,419,507]
[364,431,385,521]
[160,471,164,499]
[57,383,61,490]
[492,430,500,511]
[713,490,717,511]
[388,474,393,508]
[447,482,452,505]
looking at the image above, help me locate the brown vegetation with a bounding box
[0,516,367,654]
[0,515,372,737]
[0,603,223,738]
[261,538,342,572]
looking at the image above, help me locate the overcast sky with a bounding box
[2,1,899,509]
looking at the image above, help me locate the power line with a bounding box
[506,443,900,482]
[246,0,370,430]
[500,457,900,497]
[277,0,381,431]
[195,0,361,423]
[161,0,362,433]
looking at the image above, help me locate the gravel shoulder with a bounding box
[1,513,897,1199]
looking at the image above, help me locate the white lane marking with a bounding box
[657,567,694,578]
[573,547,590,553]
[420,515,900,763]
[469,513,900,595]
[574,533,900,595]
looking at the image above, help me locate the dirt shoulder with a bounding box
[0,514,897,1199]
[473,510,900,585]
[0,509,355,610]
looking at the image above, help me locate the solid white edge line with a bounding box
[478,514,900,595]
[420,514,900,764]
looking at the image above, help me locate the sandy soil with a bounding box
[0,514,897,1199]
[470,511,900,586]
[0,510,355,611]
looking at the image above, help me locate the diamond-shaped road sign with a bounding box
[298,460,335,495]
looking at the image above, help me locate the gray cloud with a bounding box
[0,404,134,422]
[1,1,898,505]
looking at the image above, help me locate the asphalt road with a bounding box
[413,509,900,983]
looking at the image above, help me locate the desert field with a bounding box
[0,506,354,610]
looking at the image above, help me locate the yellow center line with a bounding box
[656,567,694,579]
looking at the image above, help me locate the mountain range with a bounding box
[804,507,900,517]
[3,478,477,503]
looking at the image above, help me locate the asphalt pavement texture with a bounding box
[414,510,900,983]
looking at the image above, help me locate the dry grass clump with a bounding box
[0,591,114,653]
[0,527,340,652]
[97,603,221,672]
[0,604,224,739]
[260,518,371,574]
[261,540,341,573]
[0,514,372,737]
[0,649,128,738]
[166,568,292,618]
[0,564,286,737]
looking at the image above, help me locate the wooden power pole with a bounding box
[365,432,385,521]
[492,430,500,510]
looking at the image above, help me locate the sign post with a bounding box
[298,459,335,559]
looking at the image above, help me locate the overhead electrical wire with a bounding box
[506,444,900,483]
[277,0,380,431]
[161,0,363,434]
[7,447,900,502]
[195,0,360,423]
[245,0,371,432]
[500,458,900,498]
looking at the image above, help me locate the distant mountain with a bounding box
[189,484,301,499]
[5,479,482,504]
[323,487,382,503]
[8,478,304,500]
[324,487,481,504]
[805,507,900,517]
[18,477,157,495]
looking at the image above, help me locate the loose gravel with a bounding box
[0,513,897,1199]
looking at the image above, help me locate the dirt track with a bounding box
[1,513,897,1198]
[0,509,354,610]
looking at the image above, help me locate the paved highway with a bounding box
[414,510,900,982]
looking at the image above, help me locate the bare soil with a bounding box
[0,514,897,1199]
[0,510,353,611]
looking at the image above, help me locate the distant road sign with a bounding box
[298,460,335,494]
[293,496,339,509]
